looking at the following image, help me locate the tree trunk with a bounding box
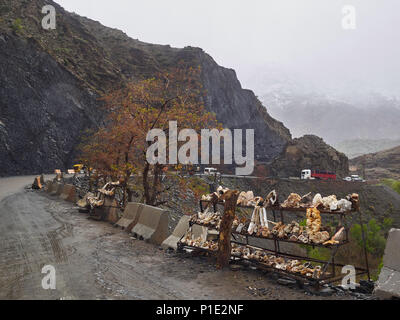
[143,161,151,205]
[127,187,133,203]
[122,175,128,207]
[150,164,160,205]
[216,190,240,269]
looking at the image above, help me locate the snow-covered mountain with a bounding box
[242,66,400,156]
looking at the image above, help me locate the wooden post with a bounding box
[216,189,240,269]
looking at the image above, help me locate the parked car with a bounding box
[351,175,363,181]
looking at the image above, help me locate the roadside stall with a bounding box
[178,187,370,287]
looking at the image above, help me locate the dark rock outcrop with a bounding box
[174,47,291,162]
[0,34,101,176]
[270,135,349,178]
[70,16,292,163]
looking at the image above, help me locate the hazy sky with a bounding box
[56,0,400,97]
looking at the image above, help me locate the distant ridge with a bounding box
[350,145,400,180]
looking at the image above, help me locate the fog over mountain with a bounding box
[57,0,400,96]
[239,64,400,158]
[57,0,400,158]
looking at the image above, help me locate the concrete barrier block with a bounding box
[383,229,400,272]
[115,202,144,231]
[32,176,43,189]
[94,196,120,223]
[59,184,77,203]
[161,215,190,250]
[50,183,63,196]
[59,184,71,200]
[106,198,120,223]
[161,215,203,250]
[45,181,54,193]
[374,228,400,299]
[55,183,64,196]
[132,204,169,245]
[66,186,77,203]
[374,267,400,299]
[193,225,204,239]
[205,229,219,241]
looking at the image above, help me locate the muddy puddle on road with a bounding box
[0,190,353,300]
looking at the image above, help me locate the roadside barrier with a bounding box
[59,184,77,203]
[50,182,63,196]
[115,202,144,231]
[55,182,64,196]
[106,197,120,223]
[66,186,78,203]
[32,176,43,189]
[94,196,120,223]
[374,228,400,299]
[161,215,203,250]
[45,181,54,193]
[131,204,169,245]
[59,184,71,200]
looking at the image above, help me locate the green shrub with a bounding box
[351,218,391,257]
[382,217,394,236]
[11,18,23,33]
[372,259,384,281]
[382,179,400,194]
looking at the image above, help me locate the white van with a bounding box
[204,167,220,176]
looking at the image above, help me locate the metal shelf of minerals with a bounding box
[177,197,371,287]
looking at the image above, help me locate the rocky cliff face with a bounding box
[0,33,101,176]
[0,0,345,177]
[71,16,292,163]
[174,48,292,162]
[270,135,349,178]
[0,0,291,176]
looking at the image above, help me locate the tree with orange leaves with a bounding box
[80,65,220,207]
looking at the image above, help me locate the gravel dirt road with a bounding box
[0,176,355,300]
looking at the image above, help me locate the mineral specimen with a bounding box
[337,198,352,212]
[265,190,278,207]
[312,193,323,208]
[282,193,302,208]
